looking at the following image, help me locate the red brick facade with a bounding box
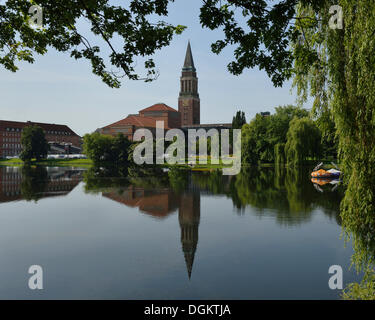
[0,120,80,158]
[100,104,181,141]
[139,103,181,129]
[100,115,158,141]
[178,42,200,126]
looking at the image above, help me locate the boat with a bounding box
[311,162,342,178]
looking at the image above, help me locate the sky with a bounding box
[0,1,307,137]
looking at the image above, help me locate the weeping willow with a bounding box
[292,0,375,297]
[284,117,322,165]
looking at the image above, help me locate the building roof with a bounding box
[182,123,232,129]
[139,103,178,113]
[183,41,196,72]
[0,120,79,136]
[103,115,169,129]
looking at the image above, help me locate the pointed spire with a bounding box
[183,41,196,72]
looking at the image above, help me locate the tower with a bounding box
[178,41,200,126]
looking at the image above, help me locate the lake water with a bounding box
[0,165,361,299]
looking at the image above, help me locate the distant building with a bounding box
[0,120,81,157]
[99,41,231,141]
[260,112,271,117]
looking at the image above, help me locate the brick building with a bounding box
[99,41,231,140]
[178,41,200,126]
[100,103,181,141]
[139,103,181,129]
[0,120,80,158]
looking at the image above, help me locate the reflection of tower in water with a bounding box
[178,193,200,279]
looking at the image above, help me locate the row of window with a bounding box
[3,128,72,136]
[46,130,72,136]
[2,144,21,148]
[4,127,22,132]
[2,138,20,142]
[2,132,20,137]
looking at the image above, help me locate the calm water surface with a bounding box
[0,165,361,299]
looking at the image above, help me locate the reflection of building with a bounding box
[102,186,179,218]
[101,184,201,279]
[0,167,82,203]
[0,120,81,157]
[0,167,22,202]
[179,193,200,279]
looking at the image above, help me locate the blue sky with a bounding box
[0,1,306,136]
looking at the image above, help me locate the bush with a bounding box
[83,132,131,166]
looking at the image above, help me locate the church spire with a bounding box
[183,41,196,72]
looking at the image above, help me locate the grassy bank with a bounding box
[162,157,234,172]
[0,156,336,171]
[0,158,93,168]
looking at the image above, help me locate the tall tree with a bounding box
[270,105,309,146]
[288,1,375,273]
[20,125,49,161]
[232,110,246,129]
[285,117,322,165]
[241,105,309,164]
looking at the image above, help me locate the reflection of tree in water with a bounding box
[20,166,48,201]
[168,168,189,194]
[83,165,170,194]
[191,169,231,195]
[192,166,343,226]
[234,166,314,225]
